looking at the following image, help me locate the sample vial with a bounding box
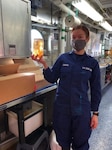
[33,39,44,59]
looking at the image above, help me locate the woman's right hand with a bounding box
[31,55,48,69]
[90,115,98,129]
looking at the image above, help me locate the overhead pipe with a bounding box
[32,23,58,29]
[60,14,66,54]
[49,0,81,26]
[49,0,103,30]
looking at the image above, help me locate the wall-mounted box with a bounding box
[0,0,31,58]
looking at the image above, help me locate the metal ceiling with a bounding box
[88,0,112,30]
[99,0,112,8]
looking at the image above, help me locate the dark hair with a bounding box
[72,24,90,38]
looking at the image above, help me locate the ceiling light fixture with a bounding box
[72,0,112,31]
[72,0,103,22]
[99,21,112,32]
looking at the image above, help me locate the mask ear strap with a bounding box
[86,37,89,43]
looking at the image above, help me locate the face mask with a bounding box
[72,39,86,51]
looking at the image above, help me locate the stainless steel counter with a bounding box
[100,64,112,89]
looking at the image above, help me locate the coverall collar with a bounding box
[69,50,87,61]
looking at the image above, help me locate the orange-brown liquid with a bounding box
[33,39,44,59]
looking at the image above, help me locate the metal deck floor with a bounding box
[89,83,112,150]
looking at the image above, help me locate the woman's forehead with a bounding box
[72,29,86,35]
[72,31,86,38]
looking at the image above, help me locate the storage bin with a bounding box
[7,101,43,137]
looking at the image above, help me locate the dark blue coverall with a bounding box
[43,51,101,150]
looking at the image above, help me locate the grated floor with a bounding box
[89,83,112,150]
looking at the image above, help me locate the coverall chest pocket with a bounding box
[60,65,71,80]
[80,69,92,81]
[72,69,91,85]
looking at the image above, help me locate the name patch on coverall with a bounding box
[82,66,92,72]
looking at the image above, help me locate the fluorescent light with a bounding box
[99,21,112,31]
[72,0,103,22]
[72,0,112,31]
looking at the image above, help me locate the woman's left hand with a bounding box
[90,115,98,129]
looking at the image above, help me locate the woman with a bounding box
[32,25,101,150]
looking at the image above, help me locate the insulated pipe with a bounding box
[49,0,103,30]
[49,0,81,53]
[58,3,81,25]
[60,15,66,53]
[49,0,81,26]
